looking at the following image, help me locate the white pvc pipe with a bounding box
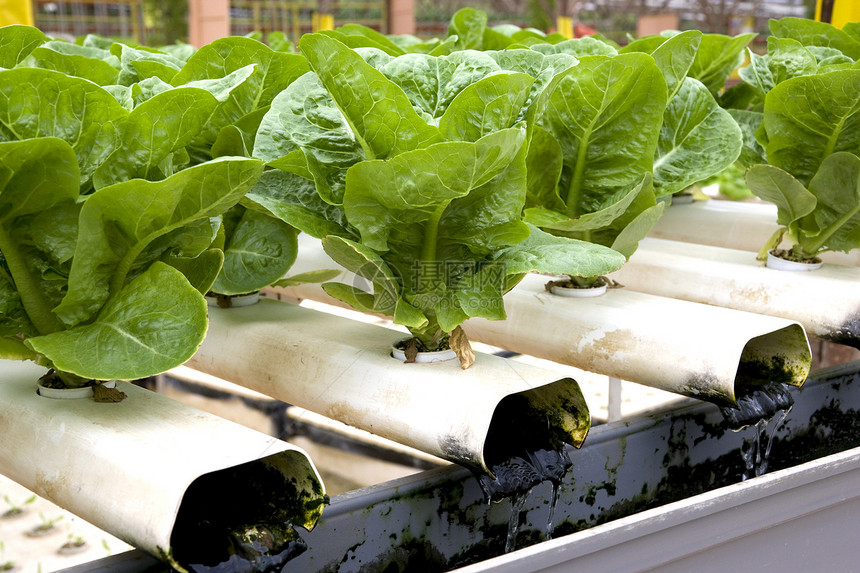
[0,360,325,572]
[649,200,860,266]
[613,238,860,349]
[468,275,810,405]
[273,236,811,407]
[185,299,591,474]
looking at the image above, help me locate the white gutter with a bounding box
[185,299,591,474]
[613,238,860,349]
[649,200,860,266]
[464,274,810,406]
[272,236,811,407]
[0,360,325,572]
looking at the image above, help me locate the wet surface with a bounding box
[171,461,324,572]
[58,366,860,572]
[719,381,794,430]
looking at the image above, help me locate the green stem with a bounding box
[109,240,149,296]
[565,129,594,218]
[0,225,58,335]
[567,275,599,288]
[56,370,92,388]
[799,208,859,256]
[409,322,443,350]
[420,203,448,263]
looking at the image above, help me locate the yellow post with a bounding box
[556,15,573,39]
[0,0,34,26]
[816,0,860,28]
[131,0,142,44]
[253,2,261,32]
[312,12,334,31]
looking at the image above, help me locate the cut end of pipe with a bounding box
[466,377,590,500]
[733,323,812,404]
[819,312,860,350]
[675,323,811,409]
[167,451,327,572]
[479,377,590,474]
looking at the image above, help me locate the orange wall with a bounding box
[188,0,230,47]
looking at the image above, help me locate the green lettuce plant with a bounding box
[719,18,860,262]
[166,35,327,297]
[2,27,330,301]
[746,152,860,262]
[523,36,743,287]
[723,19,858,169]
[250,33,625,364]
[0,29,280,388]
[744,68,860,262]
[0,136,262,388]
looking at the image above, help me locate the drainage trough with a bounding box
[66,360,860,572]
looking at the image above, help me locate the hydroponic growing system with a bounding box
[1,10,860,572]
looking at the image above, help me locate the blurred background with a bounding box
[7,0,816,49]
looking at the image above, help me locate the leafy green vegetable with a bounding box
[318,25,409,57]
[171,36,310,157]
[244,169,352,239]
[738,37,819,104]
[769,17,860,61]
[525,44,739,276]
[486,49,577,120]
[620,30,702,100]
[0,68,127,188]
[0,136,260,383]
[760,69,860,186]
[531,38,617,58]
[92,87,219,188]
[254,72,367,205]
[0,27,333,385]
[728,108,766,167]
[0,138,80,337]
[209,206,299,296]
[688,32,756,97]
[746,152,860,260]
[529,53,667,217]
[378,50,502,123]
[653,77,742,196]
[447,7,489,51]
[112,42,184,85]
[24,40,120,85]
[253,33,625,354]
[56,156,263,327]
[26,262,208,380]
[725,18,860,260]
[0,24,46,68]
[299,33,443,160]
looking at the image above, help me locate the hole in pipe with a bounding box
[170,458,325,572]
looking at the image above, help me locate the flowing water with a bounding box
[738,410,790,480]
[504,493,529,553]
[545,482,560,541]
[476,447,572,552]
[720,382,794,480]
